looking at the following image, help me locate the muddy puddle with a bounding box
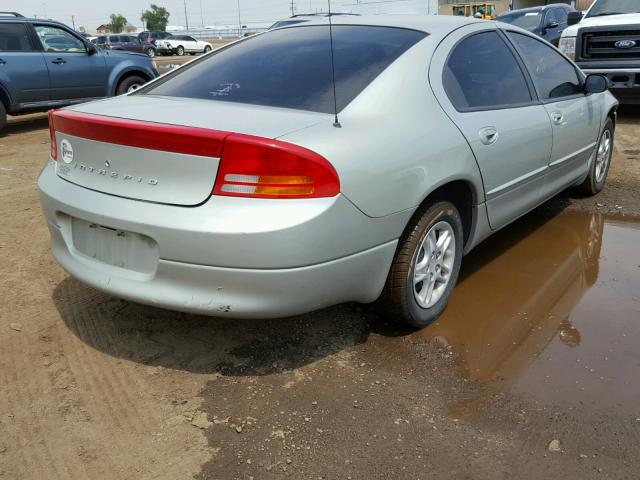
[418,211,640,413]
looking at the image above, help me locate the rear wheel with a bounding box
[578,118,614,196]
[146,47,156,57]
[0,102,6,132]
[116,75,146,95]
[204,45,212,53]
[176,46,185,56]
[381,201,463,329]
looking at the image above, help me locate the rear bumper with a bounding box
[38,161,403,318]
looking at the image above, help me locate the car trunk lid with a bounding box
[51,95,329,206]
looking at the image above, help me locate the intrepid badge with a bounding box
[61,139,74,164]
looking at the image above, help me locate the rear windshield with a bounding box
[143,25,427,114]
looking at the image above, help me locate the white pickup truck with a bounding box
[558,0,640,103]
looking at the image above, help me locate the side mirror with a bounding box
[567,11,583,26]
[86,42,97,55]
[584,74,608,94]
[544,21,559,30]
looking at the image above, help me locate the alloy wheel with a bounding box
[595,129,612,183]
[413,221,456,309]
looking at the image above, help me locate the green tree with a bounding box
[141,4,170,31]
[108,13,128,33]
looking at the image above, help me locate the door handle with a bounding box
[478,126,499,145]
[551,112,564,125]
[51,58,66,64]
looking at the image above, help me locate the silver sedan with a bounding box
[38,16,618,328]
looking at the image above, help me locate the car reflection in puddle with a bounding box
[418,211,640,413]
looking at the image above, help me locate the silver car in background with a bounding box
[38,16,617,328]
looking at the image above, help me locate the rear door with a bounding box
[184,36,198,52]
[430,25,553,230]
[0,22,49,104]
[506,31,601,198]
[34,24,107,100]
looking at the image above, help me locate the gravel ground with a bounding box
[0,107,639,480]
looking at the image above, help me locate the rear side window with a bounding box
[0,23,34,51]
[507,32,581,100]
[443,31,532,110]
[143,25,426,114]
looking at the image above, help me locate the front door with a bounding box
[506,31,602,198]
[34,24,107,100]
[430,25,552,230]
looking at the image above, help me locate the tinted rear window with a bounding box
[143,25,427,114]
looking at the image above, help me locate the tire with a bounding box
[146,47,156,57]
[204,45,212,53]
[116,75,146,96]
[176,46,185,56]
[381,201,464,329]
[0,102,6,133]
[578,118,614,196]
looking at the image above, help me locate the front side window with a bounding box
[0,23,34,51]
[443,31,532,110]
[544,9,559,26]
[556,8,569,23]
[35,25,86,52]
[507,32,581,100]
[143,25,427,114]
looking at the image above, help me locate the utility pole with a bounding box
[200,0,204,27]
[290,0,295,16]
[141,9,145,30]
[183,0,189,31]
[237,0,242,37]
[71,15,76,29]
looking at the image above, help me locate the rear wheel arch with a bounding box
[412,180,476,249]
[0,83,12,114]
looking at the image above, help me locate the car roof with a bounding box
[0,16,76,29]
[277,14,482,36]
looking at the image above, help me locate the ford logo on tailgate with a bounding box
[615,40,636,49]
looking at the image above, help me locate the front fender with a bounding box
[107,62,157,96]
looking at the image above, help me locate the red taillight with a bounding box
[49,110,57,160]
[213,134,340,199]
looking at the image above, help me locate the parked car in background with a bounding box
[156,35,212,56]
[0,14,158,131]
[40,16,617,328]
[559,0,640,104]
[96,34,157,57]
[497,3,574,46]
[138,30,172,46]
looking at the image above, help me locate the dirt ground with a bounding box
[1,107,639,480]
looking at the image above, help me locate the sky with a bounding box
[2,0,370,30]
